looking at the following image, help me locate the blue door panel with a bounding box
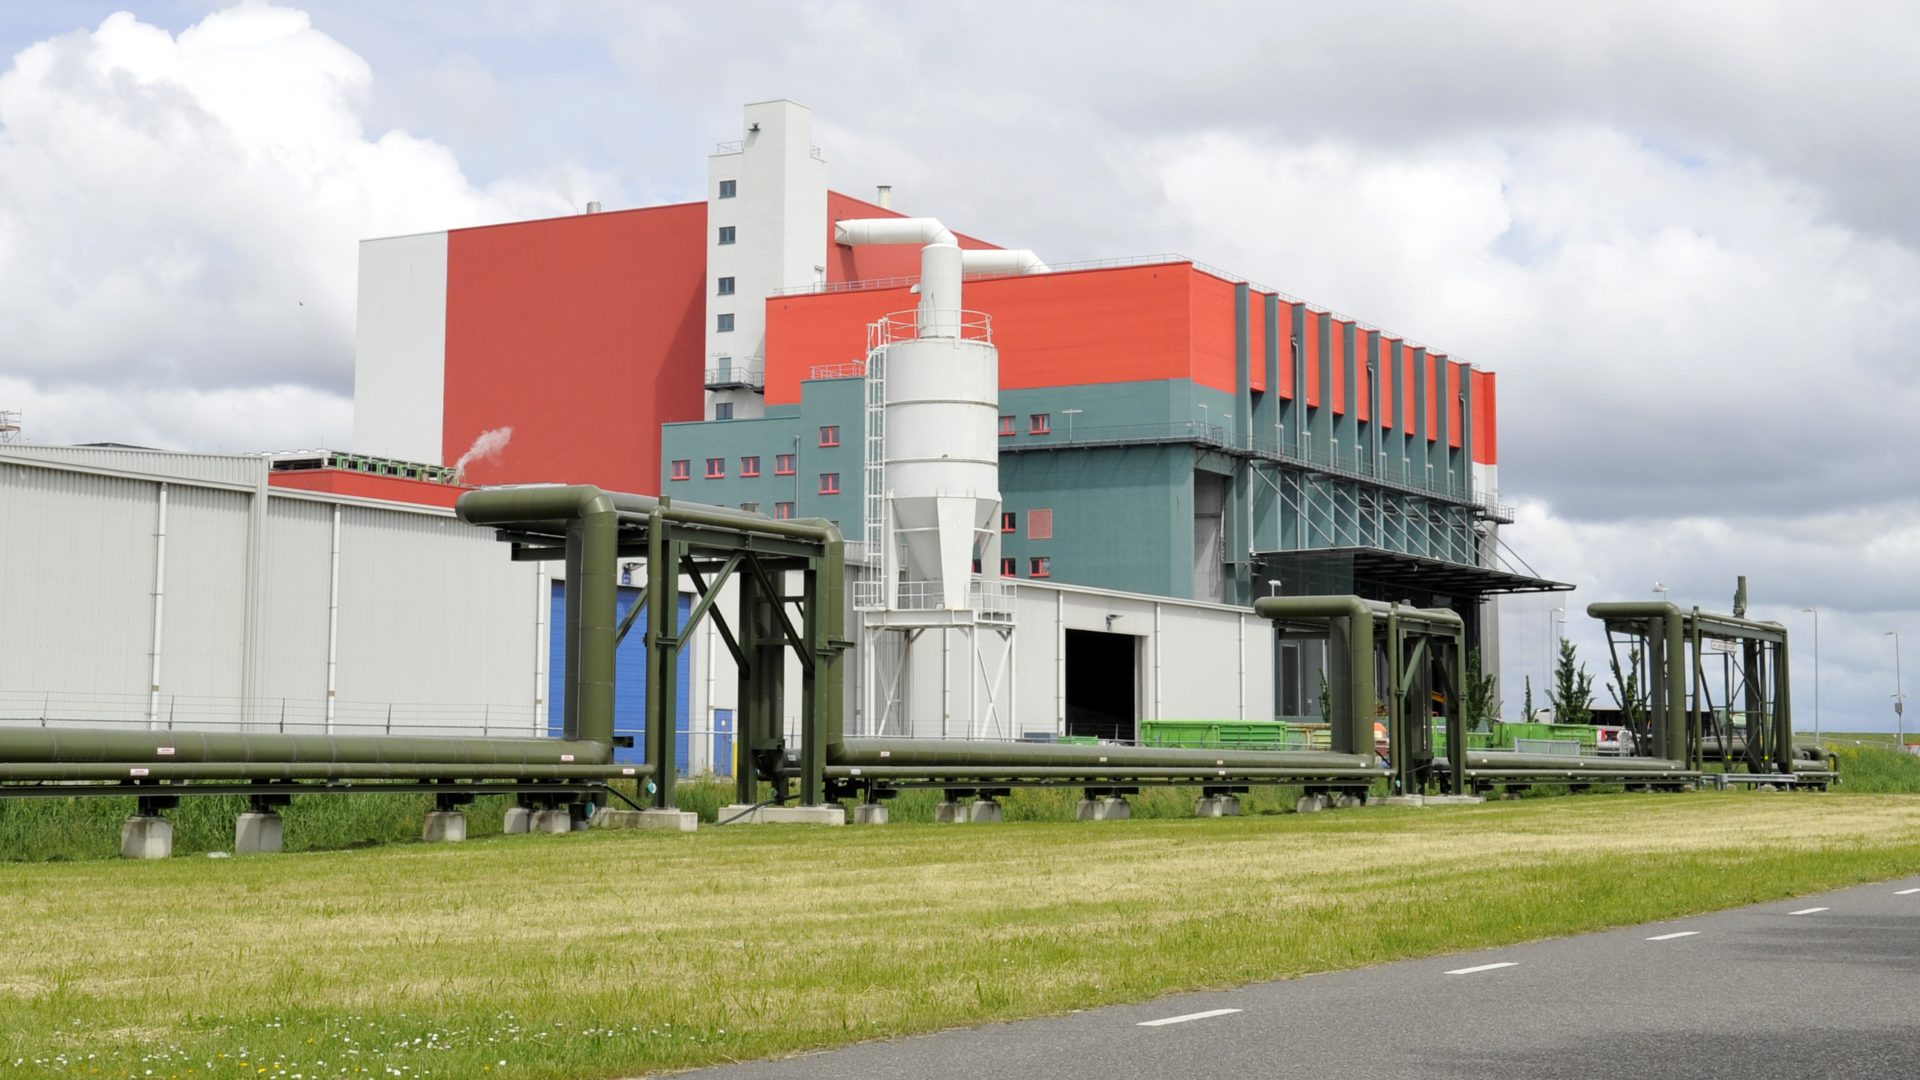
[550,584,693,773]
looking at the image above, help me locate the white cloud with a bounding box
[0,3,599,449]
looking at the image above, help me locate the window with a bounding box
[1029,412,1051,434]
[972,557,982,574]
[998,415,1015,437]
[1000,557,1016,577]
[717,226,736,245]
[775,453,796,475]
[718,179,737,199]
[818,425,840,447]
[717,276,736,296]
[774,501,794,520]
[705,457,725,479]
[818,472,840,495]
[716,313,734,332]
[670,459,690,482]
[741,455,760,477]
[1001,511,1016,533]
[740,501,759,514]
[714,402,733,420]
[1029,556,1052,578]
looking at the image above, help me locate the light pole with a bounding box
[1888,630,1905,751]
[1062,407,1083,443]
[1653,581,1670,603]
[1549,605,1566,703]
[1801,607,1820,748]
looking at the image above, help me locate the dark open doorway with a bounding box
[1065,629,1137,742]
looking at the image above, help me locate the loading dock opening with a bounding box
[1065,629,1137,742]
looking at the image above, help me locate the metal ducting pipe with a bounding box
[1254,595,1376,757]
[834,217,1046,337]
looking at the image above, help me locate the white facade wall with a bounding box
[0,447,540,736]
[705,100,828,421]
[352,231,450,463]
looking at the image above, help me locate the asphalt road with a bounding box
[679,875,1920,1079]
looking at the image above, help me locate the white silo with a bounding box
[833,218,1045,610]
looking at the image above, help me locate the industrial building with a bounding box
[3,100,1566,773]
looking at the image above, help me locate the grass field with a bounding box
[3,789,1919,1079]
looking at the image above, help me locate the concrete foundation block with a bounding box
[1194,797,1226,818]
[1296,794,1329,814]
[1383,795,1426,808]
[1078,797,1128,821]
[1333,793,1364,809]
[633,808,699,832]
[592,809,646,829]
[854,804,890,825]
[934,801,967,824]
[234,812,284,855]
[421,811,467,842]
[1217,795,1242,816]
[1424,794,1486,806]
[501,807,532,835]
[529,809,573,834]
[121,816,173,860]
[968,800,1003,824]
[716,804,846,826]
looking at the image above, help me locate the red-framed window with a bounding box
[741,455,761,477]
[774,502,794,520]
[1001,511,1016,533]
[1029,556,1051,578]
[998,415,1016,437]
[775,453,796,475]
[819,425,840,447]
[1028,509,1053,540]
[670,459,691,481]
[818,473,840,495]
[1029,413,1051,435]
[705,457,725,479]
[971,557,982,574]
[1000,557,1016,577]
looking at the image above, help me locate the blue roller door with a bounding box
[550,584,692,772]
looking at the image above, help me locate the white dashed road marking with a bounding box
[1896,888,1920,896]
[1789,907,1830,916]
[1646,931,1700,941]
[1445,962,1518,976]
[1137,1008,1242,1027]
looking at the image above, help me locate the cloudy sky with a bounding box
[2,1,1914,732]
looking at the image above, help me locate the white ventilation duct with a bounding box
[833,218,1046,610]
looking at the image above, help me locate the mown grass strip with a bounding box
[1,791,1917,1078]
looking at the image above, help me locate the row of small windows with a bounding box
[998,413,1051,436]
[672,460,838,494]
[970,556,1052,578]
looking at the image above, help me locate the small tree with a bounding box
[1548,637,1596,725]
[1463,648,1501,732]
[1522,675,1535,723]
[1608,645,1646,731]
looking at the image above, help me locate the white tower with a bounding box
[834,218,1046,736]
[705,100,829,420]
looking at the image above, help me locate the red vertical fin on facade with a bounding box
[1449,361,1466,449]
[1329,319,1348,415]
[1248,291,1268,393]
[1425,352,1441,442]
[1303,312,1322,408]
[1378,337,1396,430]
[1356,330,1372,422]
[1277,302,1297,399]
[1477,371,1498,465]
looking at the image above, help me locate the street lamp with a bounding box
[1888,630,1906,751]
[1266,579,1282,598]
[1062,407,1083,443]
[1801,607,1821,748]
[1652,581,1670,602]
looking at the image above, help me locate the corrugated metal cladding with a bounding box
[0,443,267,489]
[0,450,544,736]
